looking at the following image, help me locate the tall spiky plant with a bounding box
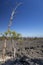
[8,2,22,58]
[2,2,22,59]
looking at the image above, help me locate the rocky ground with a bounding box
[1,55,43,65]
[0,38,43,65]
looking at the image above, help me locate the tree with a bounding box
[0,32,8,60]
[16,33,24,47]
[4,32,8,37]
[0,33,7,60]
[11,31,22,58]
[11,31,17,39]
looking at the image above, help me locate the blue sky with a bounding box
[0,0,43,37]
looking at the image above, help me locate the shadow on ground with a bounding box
[1,55,43,65]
